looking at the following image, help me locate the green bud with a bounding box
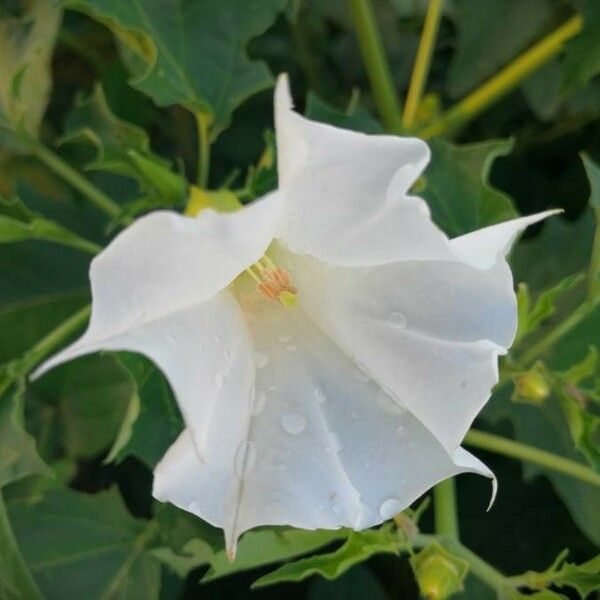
[410,544,468,600]
[512,363,550,405]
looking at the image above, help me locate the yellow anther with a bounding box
[245,255,298,308]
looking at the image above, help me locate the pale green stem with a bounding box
[32,143,120,218]
[346,0,403,132]
[413,534,509,592]
[402,0,444,129]
[195,112,211,188]
[588,207,600,301]
[465,429,600,487]
[419,15,583,138]
[517,292,600,366]
[0,492,43,600]
[433,479,459,539]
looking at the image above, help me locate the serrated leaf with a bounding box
[251,528,399,588]
[67,0,287,137]
[0,0,61,137]
[109,353,182,468]
[203,527,348,582]
[0,195,101,254]
[422,139,518,237]
[8,486,161,600]
[515,274,584,343]
[447,0,564,98]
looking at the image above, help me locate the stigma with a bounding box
[246,255,298,308]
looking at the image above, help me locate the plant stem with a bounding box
[465,429,600,487]
[518,292,600,366]
[347,0,403,132]
[433,479,459,538]
[402,0,444,130]
[419,14,583,138]
[414,534,509,591]
[32,143,120,218]
[0,492,43,600]
[588,208,600,301]
[195,112,211,188]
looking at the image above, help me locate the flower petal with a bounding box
[154,301,491,555]
[273,74,453,266]
[450,210,561,269]
[283,249,515,452]
[33,292,256,461]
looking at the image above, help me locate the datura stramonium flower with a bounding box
[34,74,556,558]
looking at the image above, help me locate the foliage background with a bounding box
[0,0,599,598]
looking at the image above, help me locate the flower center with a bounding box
[246,255,298,308]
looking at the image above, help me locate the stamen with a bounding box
[245,255,298,308]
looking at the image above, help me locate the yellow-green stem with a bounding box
[195,112,211,188]
[402,0,444,129]
[419,15,583,139]
[33,143,120,218]
[465,429,600,487]
[433,478,459,539]
[347,0,403,132]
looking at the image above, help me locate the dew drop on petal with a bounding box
[281,411,307,435]
[332,502,341,515]
[379,498,403,520]
[254,351,269,369]
[214,373,225,388]
[234,441,256,480]
[251,390,266,416]
[353,368,369,382]
[389,311,407,329]
[330,432,343,452]
[314,388,327,403]
[166,333,175,344]
[353,506,374,529]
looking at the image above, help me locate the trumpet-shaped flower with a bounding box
[34,75,555,558]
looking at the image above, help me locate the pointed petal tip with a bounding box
[226,548,237,563]
[275,72,293,112]
[486,475,498,512]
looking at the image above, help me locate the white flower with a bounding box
[34,75,556,558]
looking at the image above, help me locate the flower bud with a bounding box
[410,544,468,600]
[512,363,550,405]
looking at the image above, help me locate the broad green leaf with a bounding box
[109,353,182,468]
[62,84,186,220]
[518,549,600,598]
[422,139,518,237]
[0,195,101,254]
[29,354,135,460]
[447,0,564,98]
[305,92,383,134]
[203,527,349,582]
[562,0,600,93]
[251,528,399,588]
[67,0,287,137]
[581,153,600,211]
[8,486,161,600]
[515,274,584,343]
[0,0,61,137]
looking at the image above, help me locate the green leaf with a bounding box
[203,527,349,582]
[422,139,518,237]
[518,549,600,598]
[307,564,389,600]
[0,0,61,137]
[305,92,383,134]
[251,528,399,588]
[447,0,564,98]
[29,354,136,460]
[8,486,161,600]
[67,0,287,136]
[562,0,600,93]
[0,195,101,254]
[108,353,183,468]
[61,85,186,222]
[581,153,600,211]
[515,274,584,343]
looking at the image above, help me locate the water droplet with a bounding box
[286,344,297,352]
[135,309,146,320]
[351,410,358,419]
[223,348,231,359]
[353,506,374,529]
[353,368,369,382]
[330,432,343,452]
[314,388,327,403]
[332,502,341,515]
[281,411,307,435]
[166,333,175,344]
[214,373,225,387]
[234,441,256,480]
[277,463,287,472]
[389,311,407,329]
[397,425,405,434]
[254,351,269,369]
[251,390,266,416]
[379,497,403,520]
[277,334,292,343]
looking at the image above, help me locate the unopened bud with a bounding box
[411,544,468,600]
[512,363,550,405]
